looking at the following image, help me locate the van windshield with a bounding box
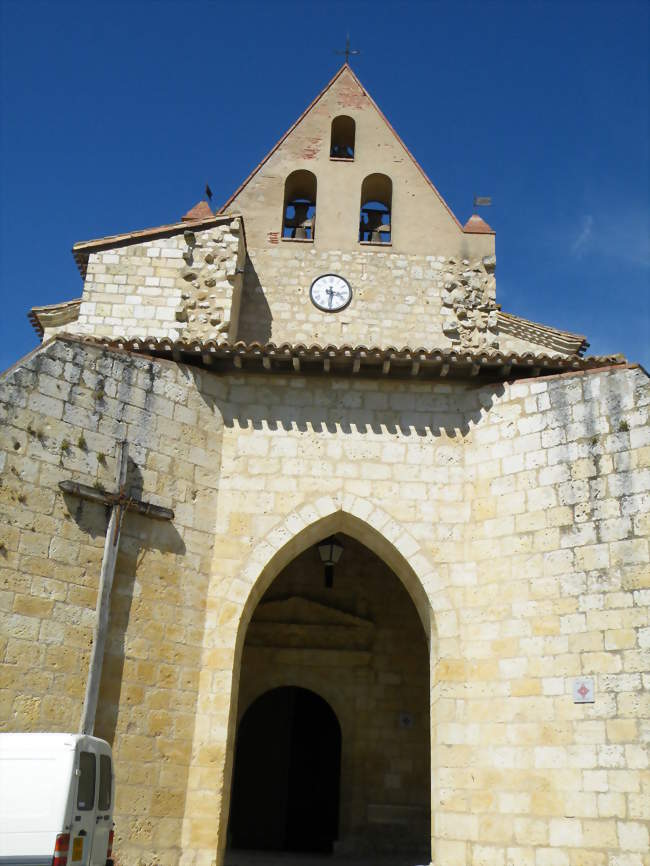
[77,751,95,810]
[98,754,112,810]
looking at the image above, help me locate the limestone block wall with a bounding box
[75,219,245,341]
[202,363,649,866]
[1,336,648,866]
[224,65,498,350]
[238,244,497,348]
[0,339,225,864]
[435,365,650,866]
[74,222,499,351]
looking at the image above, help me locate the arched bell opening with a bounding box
[282,169,317,240]
[226,532,431,862]
[359,173,392,244]
[330,115,356,159]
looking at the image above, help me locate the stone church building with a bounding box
[1,65,648,866]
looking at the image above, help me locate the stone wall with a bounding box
[64,62,504,352]
[223,63,497,350]
[73,228,500,350]
[75,219,245,341]
[1,337,648,866]
[238,245,497,349]
[0,339,224,864]
[432,366,650,866]
[223,66,493,259]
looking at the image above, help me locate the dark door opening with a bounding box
[229,686,342,853]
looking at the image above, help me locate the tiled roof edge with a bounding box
[71,214,244,279]
[55,333,626,383]
[498,310,589,356]
[28,298,82,339]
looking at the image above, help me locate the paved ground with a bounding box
[224,853,430,866]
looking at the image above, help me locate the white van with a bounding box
[0,734,114,866]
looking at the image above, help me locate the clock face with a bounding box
[309,274,352,312]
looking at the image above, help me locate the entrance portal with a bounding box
[229,686,341,852]
[229,533,430,860]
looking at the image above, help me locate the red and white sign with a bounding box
[573,677,595,703]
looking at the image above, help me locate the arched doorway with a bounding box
[229,686,341,852]
[227,532,431,862]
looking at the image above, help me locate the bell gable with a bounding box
[27,65,600,359]
[220,65,491,259]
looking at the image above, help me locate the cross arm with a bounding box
[58,479,174,521]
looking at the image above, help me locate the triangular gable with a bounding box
[253,595,373,628]
[218,63,463,230]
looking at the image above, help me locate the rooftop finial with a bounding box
[335,34,360,64]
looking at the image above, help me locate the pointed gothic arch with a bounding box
[216,495,451,863]
[233,496,446,649]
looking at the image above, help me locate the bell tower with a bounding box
[221,64,497,350]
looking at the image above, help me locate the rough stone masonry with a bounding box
[1,63,648,866]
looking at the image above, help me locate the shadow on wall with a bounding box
[235,255,273,344]
[59,455,186,747]
[217,379,505,439]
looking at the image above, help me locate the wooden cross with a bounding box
[59,441,174,735]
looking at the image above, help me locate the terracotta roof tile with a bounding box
[59,333,626,383]
[182,201,214,221]
[463,214,494,234]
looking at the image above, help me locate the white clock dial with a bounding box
[309,274,352,312]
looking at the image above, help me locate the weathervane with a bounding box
[336,34,360,64]
[473,195,492,212]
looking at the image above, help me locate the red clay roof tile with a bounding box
[182,201,214,221]
[60,333,626,383]
[463,214,494,234]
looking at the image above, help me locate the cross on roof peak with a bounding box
[335,34,360,64]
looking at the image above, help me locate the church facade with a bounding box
[1,65,648,866]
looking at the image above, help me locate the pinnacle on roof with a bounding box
[182,200,214,221]
[463,214,494,234]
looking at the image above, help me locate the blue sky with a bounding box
[1,0,648,370]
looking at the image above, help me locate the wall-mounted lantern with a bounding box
[317,536,344,588]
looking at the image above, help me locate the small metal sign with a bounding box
[573,677,595,703]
